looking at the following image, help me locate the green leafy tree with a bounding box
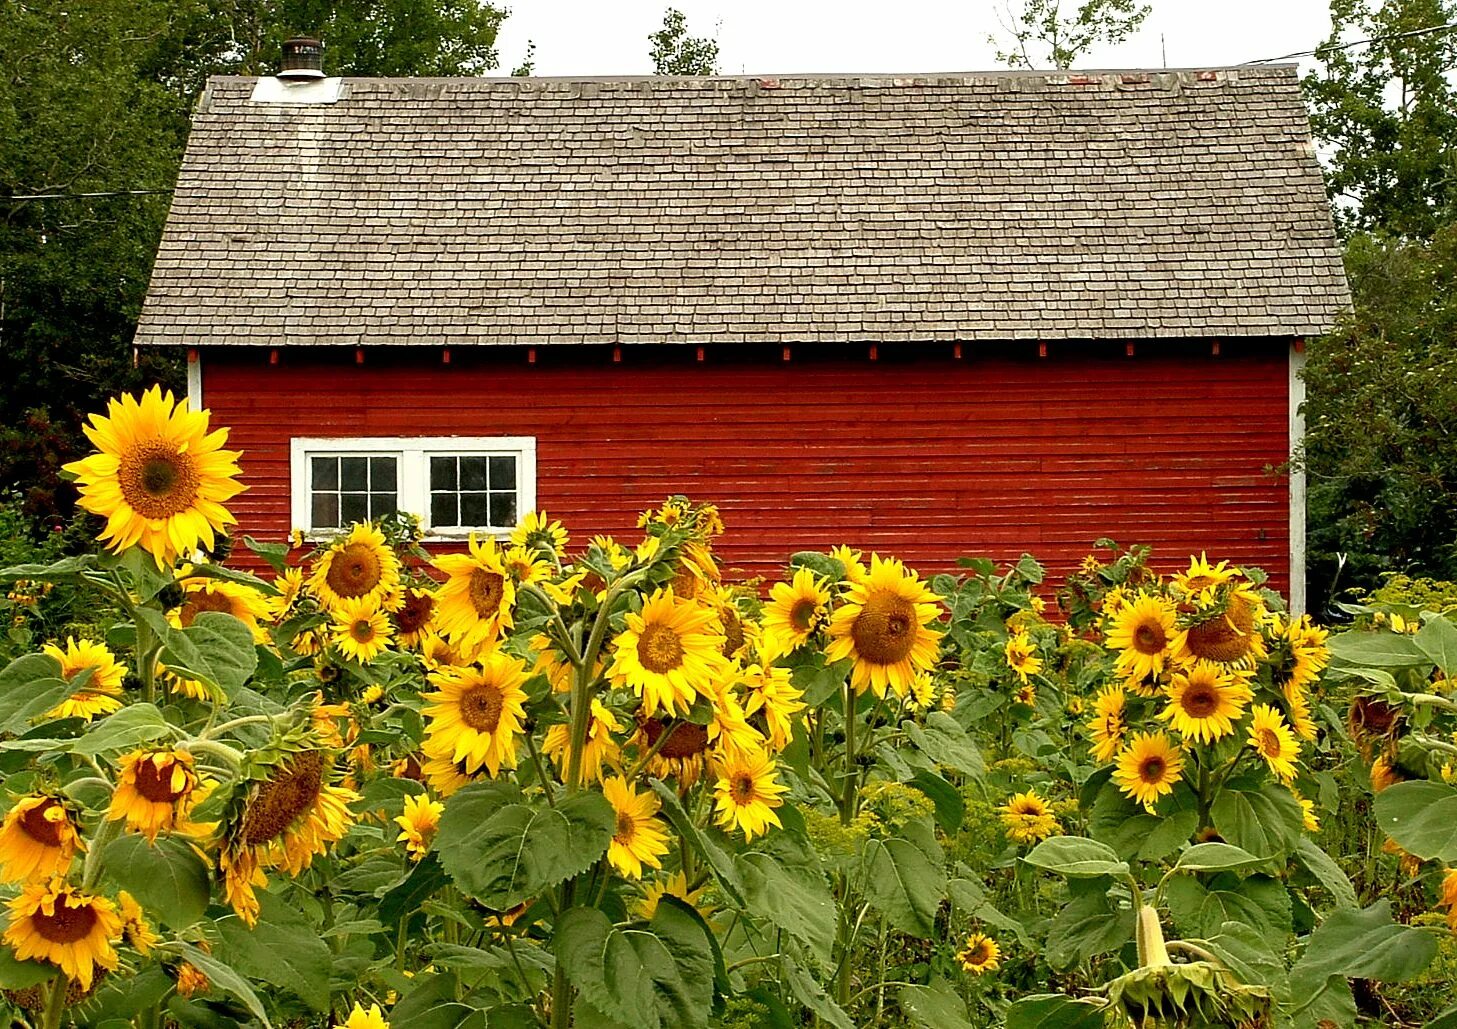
[990,0,1151,69]
[649,7,720,75]
[1303,0,1457,239]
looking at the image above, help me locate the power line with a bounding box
[8,189,174,202]
[1243,19,1457,65]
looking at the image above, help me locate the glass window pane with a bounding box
[460,456,488,491]
[430,456,456,491]
[312,492,339,527]
[488,455,516,489]
[489,492,516,527]
[372,492,397,518]
[340,492,368,523]
[431,492,458,527]
[370,457,397,490]
[340,457,368,491]
[460,492,489,526]
[311,457,338,490]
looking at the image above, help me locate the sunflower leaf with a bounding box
[861,833,946,937]
[0,653,72,733]
[169,943,273,1029]
[215,891,331,1012]
[101,833,211,928]
[738,834,837,964]
[649,779,746,907]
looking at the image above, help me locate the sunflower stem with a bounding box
[202,713,281,740]
[40,973,68,1029]
[132,599,159,705]
[82,815,123,891]
[181,739,245,770]
[839,681,857,826]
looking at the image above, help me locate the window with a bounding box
[291,437,536,538]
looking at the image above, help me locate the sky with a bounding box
[493,1,1336,79]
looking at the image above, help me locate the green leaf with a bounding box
[1293,837,1358,909]
[437,783,613,910]
[68,703,171,755]
[1044,883,1135,969]
[1004,994,1109,1029]
[102,834,210,928]
[171,943,273,1028]
[780,955,853,1029]
[902,711,984,777]
[1373,780,1457,862]
[1188,920,1288,992]
[379,852,448,924]
[1327,629,1431,668]
[0,946,54,988]
[1173,842,1267,873]
[1023,836,1129,878]
[1088,778,1199,862]
[650,779,745,907]
[1165,873,1291,940]
[388,972,487,1029]
[159,611,259,698]
[216,891,331,1011]
[907,770,964,832]
[1415,616,1457,676]
[862,835,945,937]
[183,560,280,596]
[1290,899,1438,987]
[738,834,836,965]
[1013,553,1046,584]
[1210,782,1303,860]
[898,982,975,1029]
[788,552,843,581]
[0,653,73,732]
[243,535,291,574]
[1425,1003,1457,1029]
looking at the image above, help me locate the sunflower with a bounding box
[1284,683,1318,742]
[173,575,272,642]
[3,880,121,991]
[1000,791,1059,844]
[176,961,211,997]
[1173,585,1268,667]
[705,686,765,759]
[713,748,788,841]
[1437,867,1457,933]
[271,565,307,619]
[394,793,443,861]
[1013,682,1037,707]
[825,554,943,699]
[117,891,159,955]
[419,740,480,798]
[542,700,622,784]
[218,748,357,925]
[761,568,830,658]
[1113,732,1185,813]
[530,633,581,693]
[391,587,437,647]
[1274,614,1330,696]
[1247,704,1299,783]
[0,796,81,883]
[956,933,1001,975]
[829,545,868,585]
[63,386,244,566]
[331,597,394,663]
[1004,632,1042,684]
[1158,663,1253,744]
[1172,553,1235,604]
[310,522,402,612]
[603,777,671,879]
[1294,792,1320,833]
[609,587,727,717]
[503,545,551,585]
[510,510,568,557]
[338,1003,391,1029]
[632,718,712,786]
[422,652,529,777]
[1105,593,1177,681]
[1370,755,1404,793]
[740,664,806,752]
[634,870,711,922]
[108,748,205,841]
[41,637,126,721]
[433,534,517,652]
[670,541,719,600]
[1087,687,1127,763]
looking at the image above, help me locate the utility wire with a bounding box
[1243,19,1457,64]
[8,189,173,202]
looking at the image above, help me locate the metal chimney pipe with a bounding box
[278,37,325,80]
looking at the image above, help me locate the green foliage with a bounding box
[990,0,1151,69]
[648,7,719,75]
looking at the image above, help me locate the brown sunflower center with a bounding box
[395,591,434,634]
[1133,621,1167,654]
[850,590,916,665]
[729,773,756,804]
[720,611,745,658]
[118,441,200,519]
[327,543,383,599]
[468,570,505,619]
[1180,681,1220,718]
[1012,800,1043,817]
[1257,728,1281,756]
[242,751,325,845]
[1138,756,1166,784]
[641,718,709,759]
[789,598,819,632]
[180,589,234,627]
[459,684,505,732]
[637,624,685,674]
[614,811,637,842]
[965,941,991,965]
[19,800,68,847]
[31,899,99,944]
[1184,596,1257,663]
[134,758,189,804]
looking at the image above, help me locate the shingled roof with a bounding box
[136,67,1349,348]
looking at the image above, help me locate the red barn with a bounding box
[134,68,1348,610]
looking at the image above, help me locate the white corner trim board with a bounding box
[1288,343,1307,617]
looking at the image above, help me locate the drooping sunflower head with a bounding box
[1247,704,1300,783]
[602,777,670,880]
[609,588,727,718]
[41,636,126,722]
[108,748,204,842]
[509,510,569,557]
[542,699,622,784]
[712,748,788,841]
[824,554,943,699]
[1159,662,1253,745]
[391,587,437,647]
[1112,731,1185,813]
[739,663,806,753]
[422,652,529,777]
[956,932,1001,975]
[331,597,394,664]
[63,387,244,567]
[1173,581,1268,668]
[1000,790,1060,844]
[3,879,122,992]
[433,534,518,651]
[117,890,159,955]
[310,522,402,611]
[1105,593,1177,681]
[0,795,82,884]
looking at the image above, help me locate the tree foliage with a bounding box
[990,0,1151,69]
[649,7,720,76]
[1303,0,1457,239]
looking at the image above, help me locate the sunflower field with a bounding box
[0,388,1454,1029]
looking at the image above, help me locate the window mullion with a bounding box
[401,447,428,532]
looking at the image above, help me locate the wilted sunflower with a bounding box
[713,748,788,841]
[1087,686,1127,764]
[1247,704,1299,782]
[3,880,121,991]
[542,699,622,784]
[42,637,126,721]
[632,718,712,786]
[1106,593,1177,681]
[825,554,943,699]
[956,932,1001,975]
[117,891,159,955]
[176,961,211,998]
[761,568,830,658]
[609,587,728,717]
[310,522,402,612]
[1113,731,1185,813]
[1159,662,1253,745]
[173,575,272,642]
[331,597,394,663]
[510,510,569,556]
[108,748,205,841]
[740,664,806,753]
[1000,790,1059,844]
[422,652,529,777]
[394,793,443,861]
[433,534,517,651]
[1004,631,1042,684]
[0,796,81,883]
[603,777,671,879]
[63,386,244,566]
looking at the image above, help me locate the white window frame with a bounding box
[290,436,537,541]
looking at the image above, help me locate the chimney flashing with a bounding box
[249,77,346,105]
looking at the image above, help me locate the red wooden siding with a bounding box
[198,343,1292,597]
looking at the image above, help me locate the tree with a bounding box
[649,7,719,75]
[1303,0,1457,239]
[990,0,1151,69]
